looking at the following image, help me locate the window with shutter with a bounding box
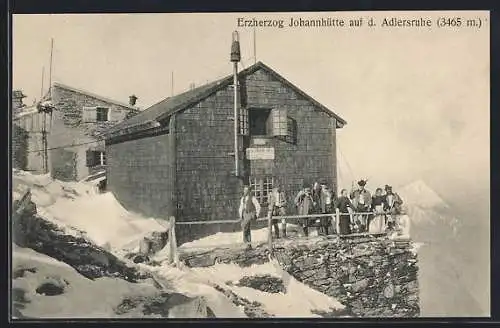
[82,106,97,123]
[271,108,288,137]
[96,107,109,122]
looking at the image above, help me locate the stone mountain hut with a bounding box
[105,61,346,243]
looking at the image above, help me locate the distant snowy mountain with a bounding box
[397,180,458,236]
[398,179,449,209]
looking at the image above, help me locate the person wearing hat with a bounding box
[238,185,261,250]
[384,185,403,214]
[352,179,372,232]
[294,183,315,237]
[384,185,403,231]
[317,180,334,235]
[311,181,323,235]
[267,184,288,238]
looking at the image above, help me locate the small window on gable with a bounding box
[96,107,109,122]
[246,107,297,144]
[249,108,271,136]
[82,106,110,123]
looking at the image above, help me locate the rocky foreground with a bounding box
[181,235,420,318]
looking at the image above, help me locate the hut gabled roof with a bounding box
[106,61,347,138]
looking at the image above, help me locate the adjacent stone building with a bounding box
[47,82,140,181]
[105,61,347,243]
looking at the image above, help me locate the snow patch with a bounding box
[12,245,159,319]
[12,170,169,251]
[145,260,344,318]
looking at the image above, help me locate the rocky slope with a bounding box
[11,170,346,319]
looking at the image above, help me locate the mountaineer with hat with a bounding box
[267,183,288,239]
[384,185,403,214]
[294,182,315,237]
[383,184,404,231]
[238,184,261,250]
[351,179,372,232]
[318,180,335,235]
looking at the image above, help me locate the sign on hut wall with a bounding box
[246,147,275,160]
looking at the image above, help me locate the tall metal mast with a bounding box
[230,31,241,177]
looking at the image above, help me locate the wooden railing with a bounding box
[168,209,403,263]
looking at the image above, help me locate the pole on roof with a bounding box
[40,67,45,99]
[253,27,257,64]
[171,71,174,97]
[231,31,241,177]
[48,38,54,98]
[42,38,54,174]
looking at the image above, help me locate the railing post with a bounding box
[267,210,273,255]
[335,208,340,235]
[169,216,178,266]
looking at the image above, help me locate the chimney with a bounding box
[129,94,138,106]
[189,83,195,90]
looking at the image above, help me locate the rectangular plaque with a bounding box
[246,147,275,160]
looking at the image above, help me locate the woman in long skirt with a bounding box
[336,189,353,235]
[369,188,387,233]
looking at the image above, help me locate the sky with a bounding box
[12,12,490,217]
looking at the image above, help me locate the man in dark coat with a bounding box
[238,185,261,249]
[351,180,372,232]
[295,184,315,237]
[318,180,334,235]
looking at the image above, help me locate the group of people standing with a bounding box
[238,179,404,249]
[336,180,404,235]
